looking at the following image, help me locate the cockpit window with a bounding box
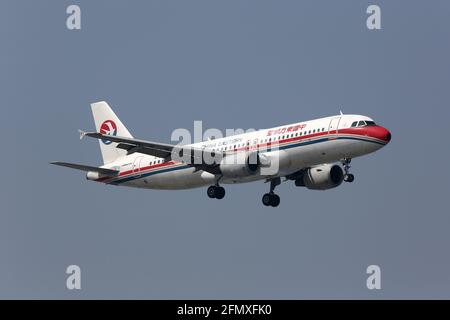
[350,120,376,128]
[352,120,377,127]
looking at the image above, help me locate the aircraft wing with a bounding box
[80,131,223,174]
[50,161,119,176]
[82,131,176,158]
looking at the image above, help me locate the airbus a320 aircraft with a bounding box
[51,101,391,207]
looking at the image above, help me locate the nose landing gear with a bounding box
[344,174,355,182]
[342,158,355,183]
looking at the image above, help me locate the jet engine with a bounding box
[295,164,344,190]
[219,152,261,178]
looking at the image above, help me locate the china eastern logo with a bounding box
[100,120,117,145]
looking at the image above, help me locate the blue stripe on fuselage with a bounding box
[109,164,190,185]
[109,135,386,185]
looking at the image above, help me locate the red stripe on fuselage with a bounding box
[119,160,177,177]
[96,126,389,183]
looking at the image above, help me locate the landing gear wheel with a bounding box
[262,193,280,207]
[215,187,225,199]
[270,194,280,207]
[262,193,272,206]
[262,178,282,207]
[207,186,226,199]
[344,174,355,182]
[344,174,355,183]
[207,186,217,198]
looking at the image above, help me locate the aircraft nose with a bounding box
[377,126,391,143]
[365,125,391,143]
[385,130,392,143]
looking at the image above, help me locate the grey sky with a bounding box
[1,0,449,298]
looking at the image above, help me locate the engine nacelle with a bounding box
[86,171,100,181]
[296,164,344,190]
[219,152,260,178]
[86,171,114,181]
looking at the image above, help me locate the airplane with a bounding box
[51,101,391,207]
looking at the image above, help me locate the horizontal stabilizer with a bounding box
[50,161,119,176]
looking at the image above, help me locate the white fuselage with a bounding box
[96,114,390,189]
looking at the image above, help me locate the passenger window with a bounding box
[358,121,366,127]
[351,121,357,127]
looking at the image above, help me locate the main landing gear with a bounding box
[207,185,225,199]
[262,177,281,207]
[342,158,355,183]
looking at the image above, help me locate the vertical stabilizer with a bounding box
[90,101,133,164]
